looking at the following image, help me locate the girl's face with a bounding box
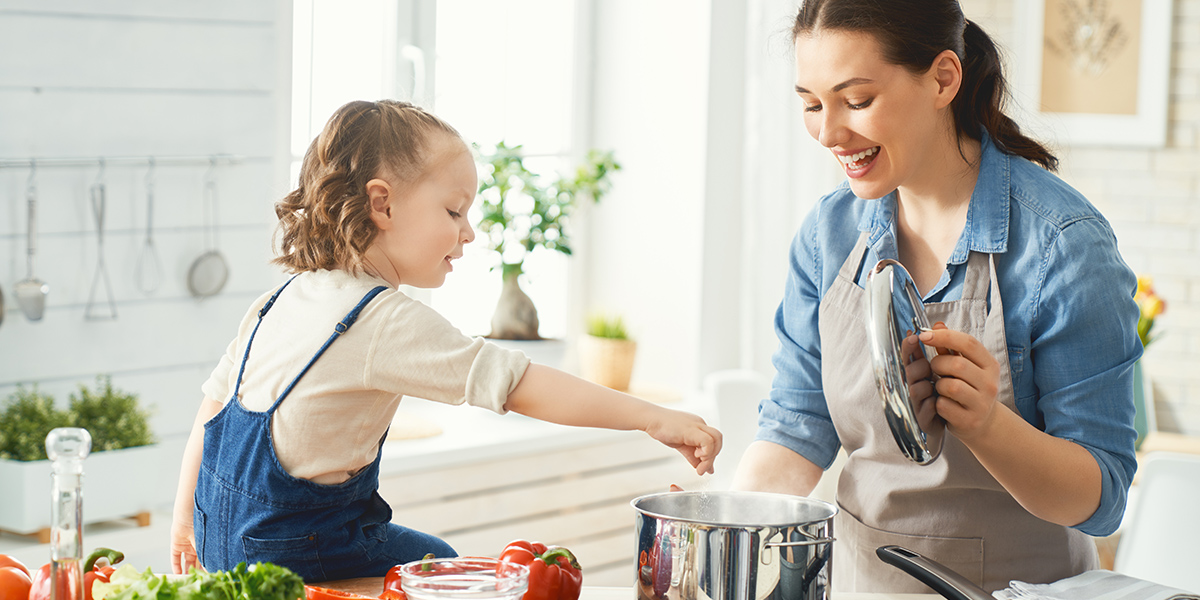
[370,136,477,288]
[793,30,951,200]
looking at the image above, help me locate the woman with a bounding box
[733,0,1141,593]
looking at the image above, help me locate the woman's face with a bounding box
[794,30,947,200]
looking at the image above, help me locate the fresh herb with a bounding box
[94,562,305,600]
[0,376,155,461]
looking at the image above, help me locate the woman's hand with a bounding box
[918,322,1002,442]
[643,407,723,476]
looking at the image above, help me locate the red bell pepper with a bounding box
[83,548,124,600]
[29,547,123,600]
[498,540,582,600]
[379,553,435,600]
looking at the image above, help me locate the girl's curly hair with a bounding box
[273,99,461,273]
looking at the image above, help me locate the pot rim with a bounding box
[631,490,838,527]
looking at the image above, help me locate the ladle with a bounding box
[15,161,49,321]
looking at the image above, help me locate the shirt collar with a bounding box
[856,129,1011,264]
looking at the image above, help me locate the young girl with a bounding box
[169,99,722,582]
[733,0,1140,593]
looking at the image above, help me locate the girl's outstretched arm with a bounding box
[505,364,723,475]
[170,397,223,574]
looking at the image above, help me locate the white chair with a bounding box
[704,369,772,489]
[703,369,846,501]
[1114,451,1200,592]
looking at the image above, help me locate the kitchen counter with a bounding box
[322,578,940,600]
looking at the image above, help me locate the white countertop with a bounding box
[580,587,939,600]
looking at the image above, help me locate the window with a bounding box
[292,0,585,339]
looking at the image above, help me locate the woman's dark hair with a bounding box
[793,0,1058,171]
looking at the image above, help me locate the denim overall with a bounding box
[194,277,456,582]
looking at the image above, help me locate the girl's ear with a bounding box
[366,178,394,230]
[929,49,963,110]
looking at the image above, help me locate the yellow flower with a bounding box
[1134,275,1166,348]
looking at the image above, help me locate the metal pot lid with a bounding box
[865,259,944,465]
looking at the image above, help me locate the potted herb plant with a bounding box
[0,376,161,540]
[578,313,637,391]
[476,143,620,340]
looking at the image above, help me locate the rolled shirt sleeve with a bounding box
[756,208,842,470]
[1031,217,1141,536]
[367,293,531,415]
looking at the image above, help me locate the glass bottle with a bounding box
[46,427,92,600]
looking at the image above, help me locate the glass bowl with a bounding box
[399,557,529,600]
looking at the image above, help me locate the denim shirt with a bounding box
[757,134,1142,537]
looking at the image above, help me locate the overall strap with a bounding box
[232,276,299,403]
[266,285,389,413]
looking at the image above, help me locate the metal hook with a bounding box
[146,156,156,188]
[94,157,107,185]
[26,159,37,196]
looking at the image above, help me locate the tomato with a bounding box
[0,566,32,600]
[0,556,27,577]
[305,585,377,600]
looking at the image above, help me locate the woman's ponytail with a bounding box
[956,21,1058,171]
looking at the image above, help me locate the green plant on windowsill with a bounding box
[586,313,629,340]
[476,143,621,340]
[0,376,155,461]
[580,312,637,391]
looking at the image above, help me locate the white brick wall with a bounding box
[963,0,1200,435]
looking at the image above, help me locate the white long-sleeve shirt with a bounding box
[201,269,530,484]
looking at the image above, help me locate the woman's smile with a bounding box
[834,146,881,178]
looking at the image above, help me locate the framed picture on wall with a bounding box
[1012,0,1174,147]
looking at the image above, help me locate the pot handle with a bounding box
[764,528,836,548]
[875,545,994,600]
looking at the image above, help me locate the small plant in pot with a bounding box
[476,142,620,340]
[0,376,159,538]
[579,313,637,391]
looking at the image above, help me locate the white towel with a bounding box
[993,570,1199,600]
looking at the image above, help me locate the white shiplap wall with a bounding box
[0,1,292,498]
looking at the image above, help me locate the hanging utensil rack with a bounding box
[0,154,261,169]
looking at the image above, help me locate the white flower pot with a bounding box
[0,444,166,535]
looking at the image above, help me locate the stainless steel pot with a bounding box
[632,491,836,600]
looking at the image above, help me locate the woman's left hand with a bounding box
[918,322,1002,442]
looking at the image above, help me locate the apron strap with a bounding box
[838,231,874,282]
[231,275,299,403]
[266,285,390,414]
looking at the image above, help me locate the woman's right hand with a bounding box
[643,407,723,476]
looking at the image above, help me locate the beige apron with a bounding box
[818,232,1098,593]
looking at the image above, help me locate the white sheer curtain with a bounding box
[729,0,845,378]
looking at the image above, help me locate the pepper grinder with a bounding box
[46,428,91,600]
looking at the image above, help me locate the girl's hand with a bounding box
[170,509,200,575]
[643,408,723,476]
[918,322,1002,442]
